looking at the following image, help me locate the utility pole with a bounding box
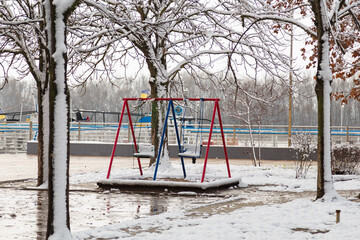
[288,13,294,147]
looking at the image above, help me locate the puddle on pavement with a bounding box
[0,187,223,240]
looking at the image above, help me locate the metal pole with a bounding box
[106,100,127,179]
[170,101,186,178]
[179,123,183,143]
[288,18,294,147]
[216,101,231,178]
[341,104,344,132]
[201,101,218,183]
[128,124,131,143]
[20,102,23,122]
[78,122,81,141]
[125,102,143,176]
[233,124,236,145]
[29,121,33,141]
[153,100,172,180]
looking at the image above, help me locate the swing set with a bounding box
[106,98,231,183]
[178,98,204,163]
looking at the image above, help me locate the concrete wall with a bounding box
[27,141,318,161]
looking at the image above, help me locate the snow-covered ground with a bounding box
[0,154,359,239]
[74,159,360,240]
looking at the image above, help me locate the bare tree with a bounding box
[0,0,50,186]
[0,0,115,186]
[77,0,294,167]
[310,0,359,200]
[223,77,287,166]
[223,0,360,200]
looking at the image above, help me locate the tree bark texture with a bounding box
[46,1,71,238]
[37,87,45,186]
[36,1,48,186]
[311,0,334,199]
[148,63,169,166]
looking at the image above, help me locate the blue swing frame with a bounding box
[153,99,186,180]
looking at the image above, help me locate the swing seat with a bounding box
[178,144,202,158]
[133,144,155,158]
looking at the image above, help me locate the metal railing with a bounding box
[1,122,359,154]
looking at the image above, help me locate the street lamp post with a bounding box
[288,12,294,147]
[340,104,344,132]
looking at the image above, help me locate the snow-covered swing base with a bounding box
[97,98,241,193]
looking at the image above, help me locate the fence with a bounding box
[1,122,360,154]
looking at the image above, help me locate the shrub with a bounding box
[332,144,360,175]
[291,131,316,178]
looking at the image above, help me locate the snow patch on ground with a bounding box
[69,161,360,239]
[73,196,360,240]
[1,155,360,239]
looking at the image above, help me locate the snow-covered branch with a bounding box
[239,13,317,38]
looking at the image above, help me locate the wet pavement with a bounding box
[2,179,359,239]
[0,185,226,240]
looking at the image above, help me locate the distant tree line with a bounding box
[1,74,359,127]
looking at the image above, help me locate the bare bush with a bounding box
[291,131,316,178]
[332,144,360,175]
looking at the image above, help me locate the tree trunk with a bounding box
[150,83,159,166]
[37,84,49,187]
[148,62,170,167]
[37,0,49,187]
[246,104,257,166]
[312,0,336,200]
[36,87,44,186]
[149,81,170,166]
[46,0,72,238]
[315,76,325,198]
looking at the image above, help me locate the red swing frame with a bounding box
[106,98,231,183]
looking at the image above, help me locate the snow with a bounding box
[1,155,360,239]
[53,0,76,14]
[318,1,337,200]
[70,158,360,240]
[133,144,155,158]
[178,144,201,157]
[47,0,78,238]
[322,33,336,199]
[73,199,359,240]
[98,177,241,190]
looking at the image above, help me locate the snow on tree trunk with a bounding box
[43,88,50,187]
[148,60,172,169]
[319,33,337,200]
[314,0,338,201]
[46,0,77,239]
